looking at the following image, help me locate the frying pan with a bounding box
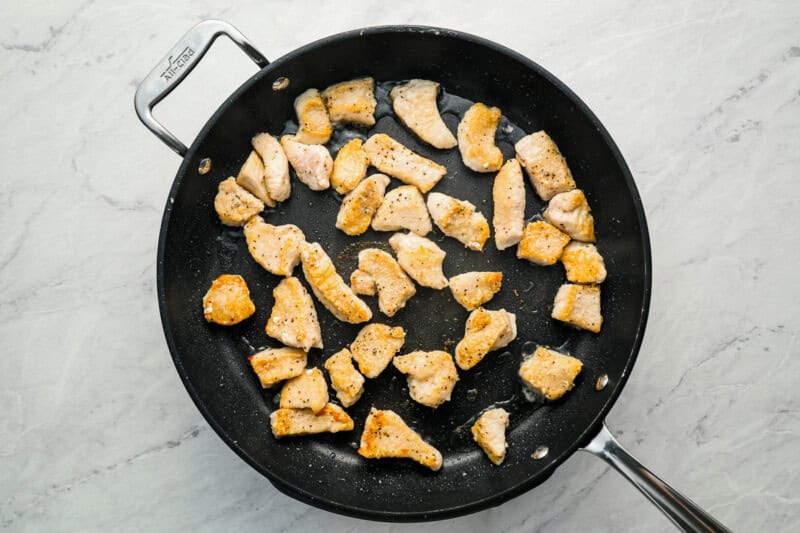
[135,20,730,531]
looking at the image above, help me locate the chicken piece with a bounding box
[243,216,305,276]
[350,323,406,378]
[279,367,329,413]
[388,232,448,289]
[321,77,377,127]
[252,132,291,202]
[552,283,603,333]
[249,347,307,388]
[349,269,376,296]
[335,174,390,236]
[517,221,571,266]
[358,408,443,471]
[389,79,457,149]
[351,249,416,317]
[457,103,503,173]
[202,274,256,325]
[324,348,365,407]
[427,192,490,251]
[300,242,372,324]
[214,177,264,227]
[265,277,323,351]
[455,308,515,370]
[371,185,432,236]
[492,159,526,250]
[471,408,510,465]
[515,131,576,201]
[519,347,583,400]
[362,133,447,193]
[293,88,332,144]
[393,350,459,408]
[492,310,518,351]
[448,271,502,311]
[236,150,275,207]
[543,189,596,242]
[561,242,607,284]
[270,403,354,438]
[280,135,332,191]
[331,138,370,195]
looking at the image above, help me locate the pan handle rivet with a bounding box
[198,158,212,175]
[531,446,549,460]
[272,77,289,91]
[595,374,609,391]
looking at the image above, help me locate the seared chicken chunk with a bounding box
[362,133,447,193]
[372,185,432,236]
[280,135,333,191]
[214,177,264,227]
[280,368,329,413]
[519,347,583,400]
[335,174,390,236]
[244,216,305,276]
[248,347,307,388]
[358,408,443,471]
[517,221,571,266]
[202,274,256,325]
[351,249,416,317]
[350,323,406,378]
[493,310,518,351]
[300,242,372,324]
[543,189,596,242]
[331,138,370,194]
[349,269,376,296]
[390,79,457,149]
[552,283,602,333]
[561,242,607,284]
[492,159,526,250]
[427,192,490,251]
[321,77,377,127]
[393,350,459,408]
[388,232,448,289]
[266,277,323,351]
[448,271,503,311]
[293,88,332,144]
[515,131,576,201]
[236,150,275,207]
[455,308,516,370]
[270,403,354,438]
[471,408,510,465]
[457,103,503,172]
[252,132,291,202]
[324,348,365,407]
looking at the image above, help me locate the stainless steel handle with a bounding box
[582,423,732,532]
[134,19,269,156]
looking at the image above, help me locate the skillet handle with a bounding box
[134,19,269,156]
[582,423,731,532]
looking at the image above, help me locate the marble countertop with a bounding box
[2,1,798,531]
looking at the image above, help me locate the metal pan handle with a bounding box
[582,423,731,532]
[134,19,269,157]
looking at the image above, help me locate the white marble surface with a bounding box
[1,1,799,531]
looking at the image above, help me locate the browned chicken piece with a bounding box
[561,242,607,284]
[457,103,503,172]
[236,150,275,207]
[331,138,370,195]
[362,133,447,193]
[351,249,416,317]
[543,189,596,242]
[552,283,602,333]
[300,242,372,324]
[515,131,576,201]
[280,135,333,191]
[321,77,377,127]
[265,277,323,351]
[448,271,503,311]
[493,310,518,351]
[517,220,571,266]
[244,216,305,276]
[393,350,459,408]
[293,88,332,144]
[249,347,307,388]
[471,408,510,465]
[279,367,329,413]
[492,159,526,250]
[214,177,264,227]
[371,185,433,236]
[252,132,291,202]
[335,174,390,236]
[427,192,490,251]
[350,323,406,378]
[358,408,443,471]
[270,403,354,438]
[388,232,448,289]
[389,79,457,149]
[455,307,516,370]
[202,274,256,325]
[349,269,376,296]
[519,347,583,400]
[324,348,365,407]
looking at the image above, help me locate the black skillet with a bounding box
[135,20,730,531]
